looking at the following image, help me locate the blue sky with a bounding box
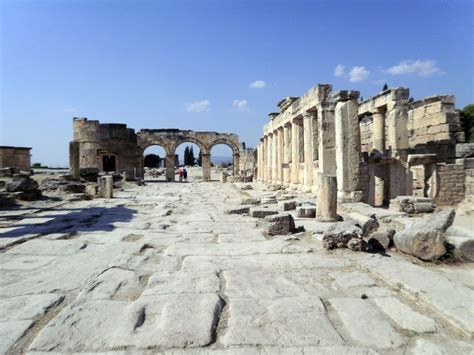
[1,0,473,166]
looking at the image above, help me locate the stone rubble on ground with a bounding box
[0,169,472,354]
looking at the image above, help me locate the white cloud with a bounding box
[249,80,266,89]
[64,108,78,113]
[386,59,441,77]
[232,99,249,111]
[334,64,345,77]
[349,66,370,82]
[186,100,210,112]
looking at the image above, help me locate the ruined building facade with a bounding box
[70,118,244,181]
[257,84,473,206]
[0,146,32,171]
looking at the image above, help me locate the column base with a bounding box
[315,217,338,222]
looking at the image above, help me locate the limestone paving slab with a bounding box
[1,172,472,353]
[329,298,406,349]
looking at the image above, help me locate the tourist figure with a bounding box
[183,168,188,182]
[178,169,184,182]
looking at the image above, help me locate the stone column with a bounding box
[315,173,337,222]
[290,120,300,188]
[165,154,175,182]
[271,131,278,184]
[334,91,361,202]
[233,154,240,176]
[69,141,80,180]
[202,153,211,182]
[267,134,273,183]
[374,175,384,206]
[317,102,336,175]
[277,127,284,184]
[262,136,268,181]
[98,175,113,198]
[303,112,315,191]
[386,102,409,153]
[372,107,385,152]
[283,124,291,186]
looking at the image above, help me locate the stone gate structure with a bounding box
[69,118,243,181]
[257,84,473,206]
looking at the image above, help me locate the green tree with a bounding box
[184,146,189,165]
[197,151,202,166]
[382,83,388,91]
[144,154,160,168]
[460,104,474,143]
[189,146,195,166]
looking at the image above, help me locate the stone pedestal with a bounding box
[316,174,337,222]
[98,176,113,198]
[202,154,211,182]
[165,155,175,182]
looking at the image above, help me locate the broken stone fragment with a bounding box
[322,221,365,251]
[345,212,379,237]
[261,213,296,236]
[447,236,474,262]
[240,197,260,205]
[278,200,296,211]
[5,175,39,192]
[250,208,278,218]
[367,229,395,252]
[296,204,316,218]
[260,195,277,204]
[225,207,250,215]
[393,209,455,261]
[240,184,253,190]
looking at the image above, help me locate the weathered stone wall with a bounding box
[407,96,462,147]
[0,146,31,171]
[239,148,257,176]
[464,158,474,197]
[435,162,465,205]
[258,83,469,206]
[72,118,137,177]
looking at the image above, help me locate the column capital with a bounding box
[370,107,384,115]
[317,102,334,112]
[302,111,317,120]
[333,90,360,103]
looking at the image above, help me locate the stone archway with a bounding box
[207,138,241,177]
[136,129,241,182]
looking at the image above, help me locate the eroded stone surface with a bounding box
[0,171,471,354]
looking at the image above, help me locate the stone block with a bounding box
[261,213,296,236]
[225,207,250,215]
[393,209,455,260]
[250,208,278,218]
[278,200,296,211]
[447,236,474,262]
[296,204,316,218]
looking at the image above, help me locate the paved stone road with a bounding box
[0,171,473,354]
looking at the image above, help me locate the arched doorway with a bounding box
[142,145,167,182]
[210,143,235,181]
[173,141,203,182]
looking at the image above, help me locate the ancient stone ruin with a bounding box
[69,117,246,182]
[257,84,473,209]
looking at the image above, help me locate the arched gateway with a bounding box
[69,118,242,181]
